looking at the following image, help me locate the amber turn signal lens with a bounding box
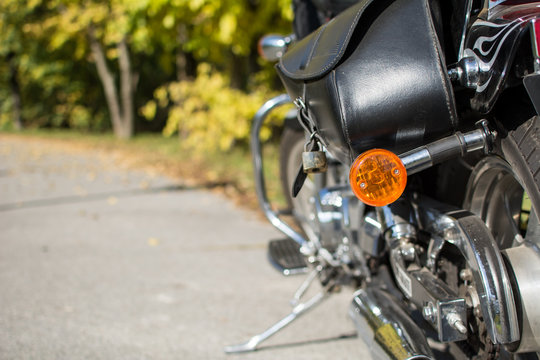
[349,149,407,207]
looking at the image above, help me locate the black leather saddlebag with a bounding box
[277,0,458,164]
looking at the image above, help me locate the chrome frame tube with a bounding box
[458,0,474,60]
[251,94,307,246]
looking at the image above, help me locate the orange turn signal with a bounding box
[349,149,407,207]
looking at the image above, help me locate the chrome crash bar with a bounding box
[251,94,307,246]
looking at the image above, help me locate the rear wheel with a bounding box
[279,127,345,244]
[279,127,319,242]
[464,116,540,358]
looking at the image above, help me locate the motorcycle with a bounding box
[226,0,540,358]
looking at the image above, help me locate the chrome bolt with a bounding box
[300,243,316,256]
[459,269,473,282]
[447,312,467,334]
[447,66,463,83]
[443,226,459,242]
[458,56,480,89]
[400,242,416,262]
[423,303,436,323]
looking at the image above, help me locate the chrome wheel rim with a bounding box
[286,135,319,242]
[465,156,530,249]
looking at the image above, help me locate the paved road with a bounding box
[0,136,368,359]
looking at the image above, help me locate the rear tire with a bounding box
[465,116,540,247]
[501,116,540,225]
[464,116,540,358]
[278,127,320,242]
[279,127,305,210]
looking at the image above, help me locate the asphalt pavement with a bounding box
[0,136,369,359]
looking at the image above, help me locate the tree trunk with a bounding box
[117,38,135,139]
[176,24,188,82]
[7,53,22,130]
[229,52,248,91]
[89,27,134,139]
[176,24,196,82]
[175,24,197,140]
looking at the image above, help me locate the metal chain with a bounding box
[294,97,327,150]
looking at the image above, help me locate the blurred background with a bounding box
[0,0,297,205]
[0,4,371,358]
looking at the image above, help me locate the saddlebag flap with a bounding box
[277,0,458,164]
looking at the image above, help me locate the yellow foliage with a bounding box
[188,0,205,12]
[143,64,289,153]
[154,87,169,107]
[218,13,236,45]
[279,0,294,21]
[27,0,42,10]
[69,105,92,128]
[140,100,157,120]
[106,48,119,59]
[162,14,175,29]
[0,113,10,129]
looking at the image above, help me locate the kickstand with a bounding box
[290,266,320,306]
[224,268,332,353]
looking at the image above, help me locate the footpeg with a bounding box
[268,238,308,275]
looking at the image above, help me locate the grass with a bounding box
[1,129,287,212]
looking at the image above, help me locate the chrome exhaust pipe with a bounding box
[349,287,434,360]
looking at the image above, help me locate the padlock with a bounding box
[302,150,328,173]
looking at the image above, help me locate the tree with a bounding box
[0,0,108,132]
[36,0,138,138]
[140,0,294,151]
[0,0,36,130]
[89,26,136,139]
[0,0,293,140]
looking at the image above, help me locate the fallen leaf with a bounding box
[74,185,88,197]
[139,180,150,189]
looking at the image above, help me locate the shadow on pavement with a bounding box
[246,331,358,353]
[0,181,231,212]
